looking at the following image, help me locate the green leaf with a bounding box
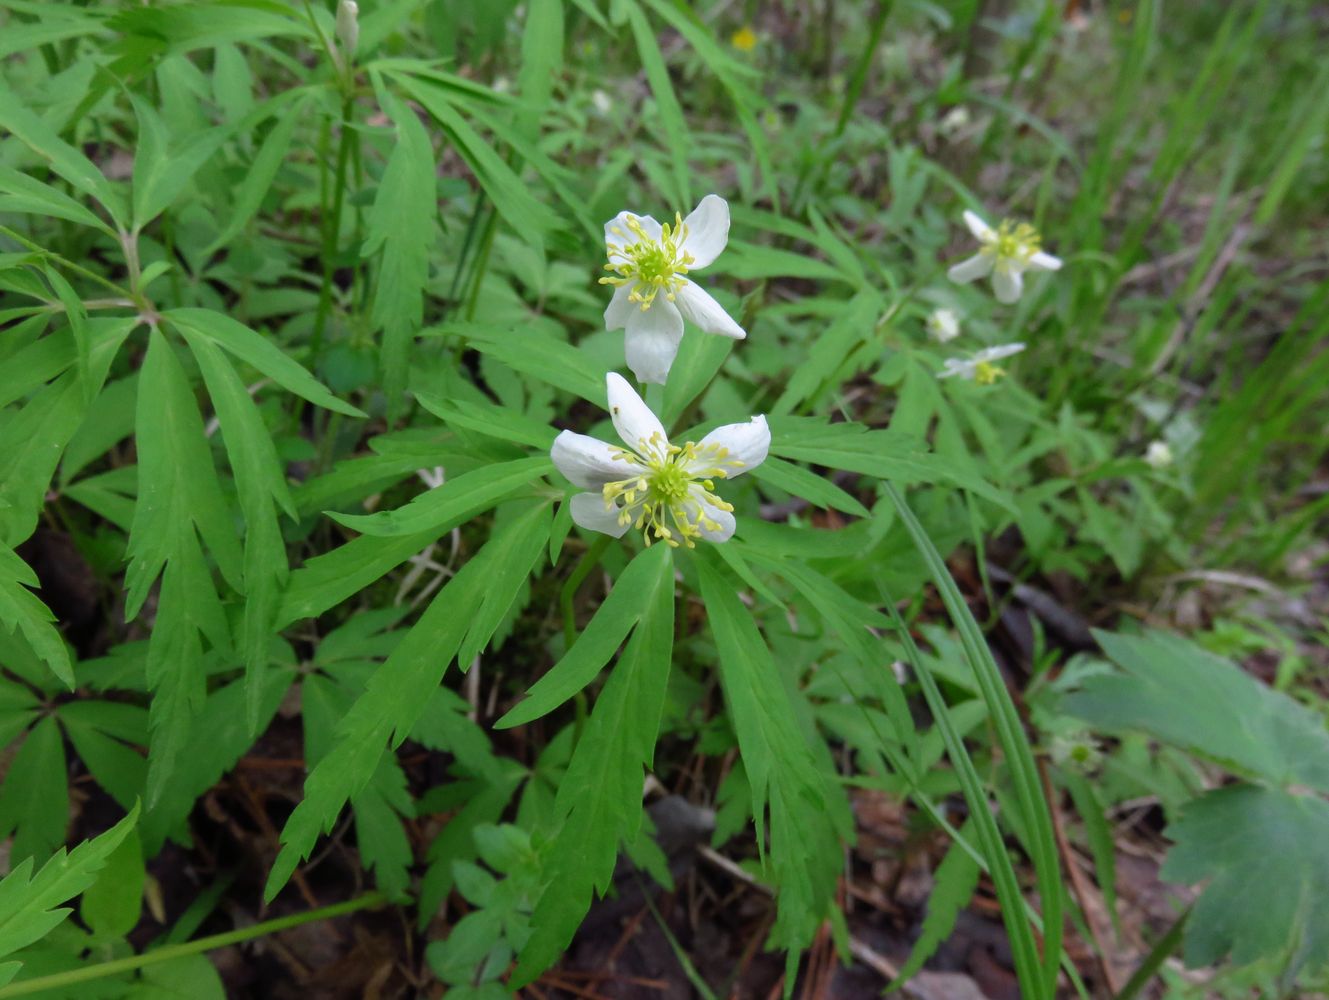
[751,458,869,519]
[0,716,68,866]
[772,418,1013,511]
[695,554,850,976]
[141,666,293,855]
[1064,629,1329,793]
[619,0,690,206]
[496,542,672,729]
[277,530,440,627]
[417,395,556,451]
[457,502,551,667]
[330,456,551,537]
[186,335,294,733]
[516,0,564,137]
[165,308,364,417]
[513,547,674,983]
[888,825,980,991]
[0,86,127,226]
[204,100,303,253]
[0,543,74,689]
[436,323,603,403]
[129,94,228,228]
[0,165,116,236]
[394,73,564,242]
[0,805,139,974]
[125,331,238,805]
[1162,784,1329,979]
[265,523,526,901]
[79,824,145,941]
[364,85,437,414]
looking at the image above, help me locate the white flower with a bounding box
[938,343,1025,384]
[601,194,746,385]
[926,308,961,343]
[948,210,1062,304]
[550,373,769,547]
[938,105,970,138]
[1145,440,1173,469]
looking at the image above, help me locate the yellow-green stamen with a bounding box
[982,219,1041,270]
[600,213,695,311]
[601,431,743,548]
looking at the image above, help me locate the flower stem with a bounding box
[0,892,388,999]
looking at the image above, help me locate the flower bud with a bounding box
[336,0,359,61]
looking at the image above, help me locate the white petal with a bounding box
[603,283,635,332]
[675,281,745,339]
[569,492,630,538]
[947,253,992,285]
[550,430,634,490]
[975,342,1026,363]
[605,371,668,456]
[992,268,1023,304]
[680,193,730,269]
[622,298,684,385]
[1029,250,1062,272]
[694,415,770,479]
[604,210,662,253]
[963,210,995,242]
[689,486,736,543]
[938,359,972,379]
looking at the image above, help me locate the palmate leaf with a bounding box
[0,86,127,227]
[364,82,437,414]
[1064,629,1329,793]
[0,318,135,547]
[125,331,240,807]
[129,94,228,229]
[0,805,139,988]
[512,546,674,984]
[163,308,363,417]
[329,456,551,537]
[1161,784,1329,981]
[770,417,1014,511]
[265,503,552,901]
[0,716,68,866]
[695,554,851,985]
[181,332,296,733]
[496,542,673,729]
[0,544,73,689]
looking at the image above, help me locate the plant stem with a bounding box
[311,95,355,365]
[0,225,132,298]
[0,892,387,999]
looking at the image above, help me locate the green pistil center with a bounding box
[648,461,691,503]
[600,212,695,310]
[987,219,1041,264]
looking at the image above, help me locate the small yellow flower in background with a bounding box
[926,308,961,343]
[938,343,1026,384]
[1145,440,1174,469]
[601,194,746,384]
[731,26,758,52]
[551,374,770,547]
[949,209,1063,304]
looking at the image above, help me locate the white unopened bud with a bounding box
[1145,440,1173,470]
[336,0,359,61]
[926,308,961,343]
